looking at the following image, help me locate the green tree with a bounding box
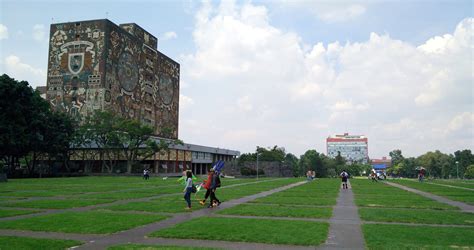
[389,149,404,166]
[464,165,474,179]
[284,153,300,177]
[454,150,474,178]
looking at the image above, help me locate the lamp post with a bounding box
[256,149,259,180]
[456,161,459,179]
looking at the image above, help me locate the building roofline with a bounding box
[119,22,158,40]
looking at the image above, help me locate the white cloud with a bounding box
[161,31,177,40]
[447,112,474,133]
[33,24,46,42]
[278,1,366,23]
[179,1,473,157]
[0,24,8,40]
[318,4,366,23]
[179,94,194,109]
[3,55,46,88]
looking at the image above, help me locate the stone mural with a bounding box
[46,19,179,139]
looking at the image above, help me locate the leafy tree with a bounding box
[454,150,474,178]
[389,149,404,166]
[284,153,299,177]
[464,165,474,179]
[0,74,75,176]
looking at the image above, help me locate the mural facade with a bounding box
[46,19,179,139]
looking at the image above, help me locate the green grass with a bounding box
[390,180,474,205]
[100,200,205,213]
[150,217,329,246]
[363,224,474,249]
[249,179,339,206]
[0,236,81,250]
[359,207,474,225]
[108,244,219,250]
[432,179,474,189]
[351,179,457,210]
[0,208,39,218]
[218,203,332,218]
[3,199,114,209]
[0,211,167,234]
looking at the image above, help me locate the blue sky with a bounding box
[1,0,473,158]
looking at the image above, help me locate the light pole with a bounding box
[256,149,259,180]
[456,161,459,179]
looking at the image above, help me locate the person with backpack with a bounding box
[340,170,349,189]
[209,170,221,208]
[199,169,214,206]
[183,170,194,210]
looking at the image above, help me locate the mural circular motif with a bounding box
[158,75,174,105]
[117,52,138,92]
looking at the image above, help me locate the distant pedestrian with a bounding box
[418,168,425,182]
[143,169,150,180]
[370,169,378,182]
[340,170,349,189]
[183,170,193,210]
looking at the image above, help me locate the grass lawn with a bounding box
[109,244,219,250]
[359,207,474,225]
[351,179,456,210]
[0,211,167,234]
[100,200,205,213]
[150,217,329,246]
[0,208,39,218]
[432,179,474,189]
[3,198,115,209]
[250,196,337,206]
[0,236,81,250]
[390,180,474,205]
[218,203,332,218]
[363,224,474,249]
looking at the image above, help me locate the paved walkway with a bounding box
[318,181,365,250]
[385,181,474,213]
[74,181,307,250]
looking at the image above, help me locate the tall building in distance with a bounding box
[326,133,368,163]
[46,19,179,138]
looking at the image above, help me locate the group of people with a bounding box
[183,168,221,210]
[306,170,316,181]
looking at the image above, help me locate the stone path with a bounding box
[74,181,307,250]
[318,181,365,250]
[385,181,474,213]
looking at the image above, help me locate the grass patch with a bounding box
[219,203,332,218]
[359,207,474,225]
[108,244,219,250]
[101,200,204,214]
[351,179,457,210]
[3,199,114,209]
[363,224,474,249]
[0,208,39,218]
[150,217,328,246]
[0,211,167,234]
[391,180,474,205]
[0,236,81,250]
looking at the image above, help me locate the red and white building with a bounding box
[326,133,368,163]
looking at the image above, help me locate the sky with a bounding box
[0,0,473,158]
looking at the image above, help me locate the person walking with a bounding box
[209,170,221,208]
[340,170,349,189]
[183,170,193,210]
[199,169,214,205]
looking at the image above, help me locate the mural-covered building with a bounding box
[46,19,179,138]
[44,19,239,175]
